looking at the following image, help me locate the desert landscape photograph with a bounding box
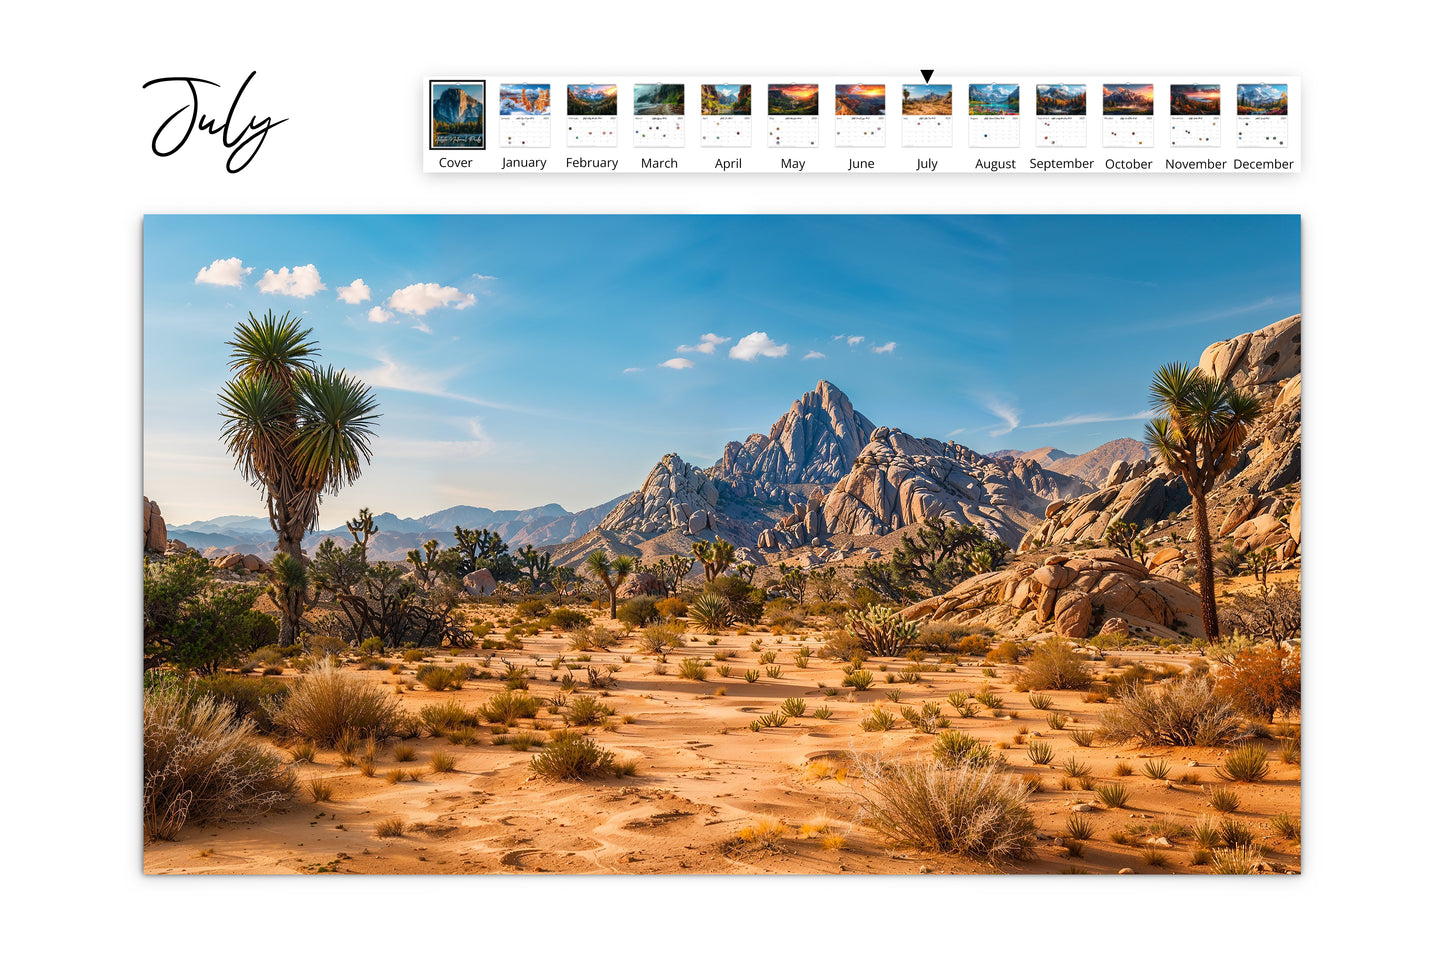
[142,214,1302,876]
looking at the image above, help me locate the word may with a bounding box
[142,71,286,173]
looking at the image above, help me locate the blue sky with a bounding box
[143,215,1300,528]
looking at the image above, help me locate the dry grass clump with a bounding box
[1093,782,1131,809]
[143,682,296,841]
[1211,844,1264,874]
[271,663,403,747]
[481,690,541,726]
[1220,743,1270,782]
[374,816,408,838]
[1098,676,1245,747]
[429,749,457,773]
[1208,785,1242,813]
[849,751,1036,862]
[1017,640,1093,690]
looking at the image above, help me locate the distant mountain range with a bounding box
[432,87,484,125]
[989,438,1150,487]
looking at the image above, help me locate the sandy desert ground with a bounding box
[145,574,1301,876]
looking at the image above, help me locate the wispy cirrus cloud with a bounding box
[678,333,731,354]
[660,357,694,369]
[803,350,826,360]
[984,398,1021,437]
[871,341,897,355]
[1024,409,1152,429]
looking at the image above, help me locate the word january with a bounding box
[143,71,286,173]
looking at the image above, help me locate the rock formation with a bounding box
[712,380,875,502]
[597,454,720,537]
[144,497,168,554]
[462,569,497,597]
[763,427,1089,550]
[1021,315,1302,566]
[901,549,1204,641]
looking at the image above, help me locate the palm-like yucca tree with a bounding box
[585,549,635,620]
[219,311,380,641]
[1145,361,1264,641]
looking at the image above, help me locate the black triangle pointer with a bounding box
[921,69,934,83]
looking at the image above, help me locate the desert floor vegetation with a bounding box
[144,588,1300,875]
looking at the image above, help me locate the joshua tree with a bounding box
[265,551,311,646]
[346,507,380,564]
[584,549,635,620]
[692,539,736,582]
[1145,361,1263,642]
[1104,519,1144,562]
[518,544,555,583]
[219,311,379,644]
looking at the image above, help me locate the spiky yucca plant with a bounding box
[1145,361,1264,641]
[846,605,920,657]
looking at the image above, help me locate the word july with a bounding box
[142,72,286,173]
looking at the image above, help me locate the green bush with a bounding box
[530,732,631,780]
[1017,640,1092,691]
[548,608,591,630]
[144,555,278,674]
[690,593,734,632]
[187,674,290,733]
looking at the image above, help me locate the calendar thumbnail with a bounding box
[968,83,1020,148]
[430,81,486,150]
[700,84,752,147]
[1103,83,1154,148]
[1170,84,1221,147]
[835,83,885,148]
[567,84,619,147]
[498,83,551,149]
[1036,84,1086,148]
[634,84,685,147]
[768,84,820,148]
[901,84,952,148]
[1236,83,1288,147]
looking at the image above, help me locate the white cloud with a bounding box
[336,278,371,304]
[803,350,826,360]
[367,306,394,324]
[729,332,789,361]
[847,335,864,346]
[678,333,731,354]
[411,321,433,335]
[1025,410,1152,429]
[985,399,1021,437]
[387,282,478,316]
[871,341,897,354]
[622,367,643,374]
[195,257,251,287]
[257,264,326,298]
[472,274,499,281]
[660,357,695,369]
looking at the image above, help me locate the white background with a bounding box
[1,1,1438,959]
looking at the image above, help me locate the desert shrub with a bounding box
[530,732,628,780]
[677,658,709,681]
[570,625,618,651]
[429,750,456,773]
[974,691,1002,710]
[1220,743,1271,782]
[1269,812,1301,842]
[781,697,807,717]
[1208,786,1241,813]
[566,694,612,726]
[1098,676,1245,747]
[143,681,295,841]
[860,706,898,732]
[987,639,1021,664]
[850,751,1036,861]
[656,597,688,620]
[1141,758,1173,780]
[306,776,333,802]
[1215,645,1301,721]
[1065,812,1095,840]
[690,593,734,632]
[419,699,478,735]
[416,664,470,691]
[847,605,921,657]
[271,664,403,746]
[144,555,278,674]
[187,674,290,733]
[1068,729,1096,747]
[516,599,550,619]
[1220,583,1301,644]
[1017,640,1092,691]
[1094,782,1130,809]
[481,690,541,726]
[1046,711,1068,730]
[1191,816,1221,849]
[1028,693,1054,711]
[1218,818,1256,849]
[843,669,874,691]
[1211,844,1264,875]
[548,608,591,631]
[617,595,662,630]
[638,621,683,653]
[1025,741,1055,765]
